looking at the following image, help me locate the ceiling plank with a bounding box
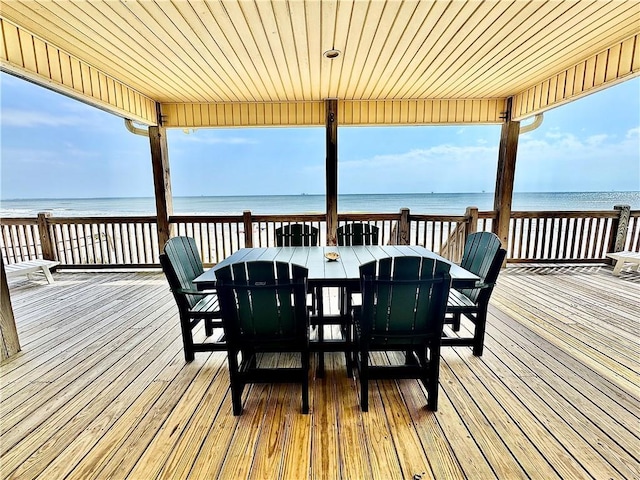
[512,34,640,120]
[163,98,505,127]
[1,19,157,124]
[1,0,638,125]
[468,1,637,97]
[1,1,169,99]
[437,0,575,98]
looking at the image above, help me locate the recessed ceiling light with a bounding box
[323,49,341,59]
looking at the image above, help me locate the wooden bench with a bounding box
[606,251,640,275]
[4,259,60,284]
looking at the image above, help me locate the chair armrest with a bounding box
[177,287,217,295]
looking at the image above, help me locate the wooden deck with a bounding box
[1,264,638,479]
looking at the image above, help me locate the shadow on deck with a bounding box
[1,264,638,479]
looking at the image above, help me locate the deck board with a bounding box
[1,266,638,480]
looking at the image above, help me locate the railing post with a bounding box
[1,257,20,360]
[465,206,479,235]
[608,204,631,254]
[37,212,55,260]
[398,208,410,245]
[243,210,253,248]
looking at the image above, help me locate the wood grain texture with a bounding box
[1,266,637,479]
[0,258,20,361]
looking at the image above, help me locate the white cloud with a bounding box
[1,109,84,128]
[585,134,608,146]
[516,127,640,191]
[2,145,99,166]
[338,144,499,193]
[342,144,496,170]
[172,132,258,145]
[336,124,640,194]
[1,148,66,167]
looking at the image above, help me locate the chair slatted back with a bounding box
[359,256,451,344]
[337,223,380,246]
[275,224,319,246]
[216,261,309,345]
[458,232,507,304]
[160,236,205,310]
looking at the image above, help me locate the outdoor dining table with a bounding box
[193,245,480,373]
[194,245,479,290]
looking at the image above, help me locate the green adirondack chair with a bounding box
[215,260,310,415]
[160,236,225,362]
[354,256,451,411]
[275,223,319,246]
[443,232,507,356]
[275,222,320,318]
[336,223,381,345]
[337,223,379,246]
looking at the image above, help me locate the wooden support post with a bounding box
[37,212,55,260]
[243,210,253,248]
[149,105,173,252]
[398,208,410,245]
[325,99,338,246]
[465,206,479,236]
[608,204,631,254]
[1,257,20,361]
[492,97,520,253]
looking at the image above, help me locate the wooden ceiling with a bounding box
[1,0,639,127]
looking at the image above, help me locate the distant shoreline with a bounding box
[2,190,639,202]
[1,191,639,218]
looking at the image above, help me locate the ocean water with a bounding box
[0,192,638,218]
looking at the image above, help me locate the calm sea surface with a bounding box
[1,192,638,218]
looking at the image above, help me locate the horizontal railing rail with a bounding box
[504,210,617,263]
[408,213,467,260]
[337,213,401,247]
[247,213,326,249]
[1,205,636,268]
[0,217,41,264]
[171,214,245,265]
[48,216,160,268]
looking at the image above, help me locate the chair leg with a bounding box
[472,309,487,357]
[426,345,441,411]
[204,318,214,337]
[452,312,461,332]
[360,350,369,412]
[344,321,353,379]
[180,315,195,362]
[405,350,418,365]
[241,348,257,369]
[341,287,354,378]
[227,350,244,415]
[301,351,310,414]
[316,288,325,378]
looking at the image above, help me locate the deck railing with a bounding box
[1,206,637,268]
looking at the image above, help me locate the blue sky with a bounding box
[1,71,638,199]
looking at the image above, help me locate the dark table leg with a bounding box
[315,286,325,377]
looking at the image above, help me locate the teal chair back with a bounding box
[457,232,506,304]
[359,256,451,345]
[161,236,205,310]
[215,261,309,345]
[337,223,379,246]
[275,224,319,246]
